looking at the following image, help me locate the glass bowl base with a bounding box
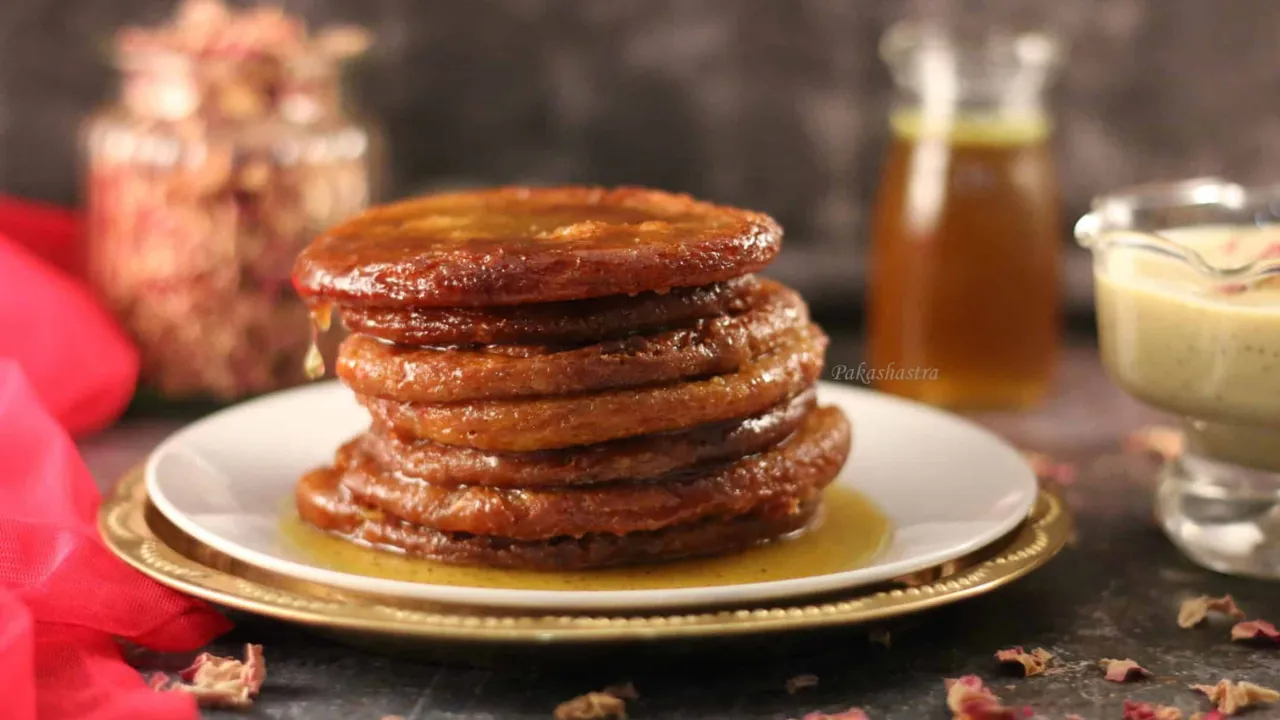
[1157,452,1280,579]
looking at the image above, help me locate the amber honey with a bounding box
[867,112,1061,409]
[280,486,891,591]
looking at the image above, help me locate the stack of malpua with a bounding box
[292,186,851,571]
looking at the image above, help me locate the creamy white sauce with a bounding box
[1095,225,1280,469]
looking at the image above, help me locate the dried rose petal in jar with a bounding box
[82,0,379,401]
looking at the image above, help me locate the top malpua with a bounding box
[292,186,783,308]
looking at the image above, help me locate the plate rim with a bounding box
[142,381,1039,610]
[102,465,1070,643]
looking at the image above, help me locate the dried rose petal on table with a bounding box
[943,675,1029,719]
[946,675,997,712]
[952,699,1027,719]
[1102,658,1152,683]
[1191,679,1280,715]
[554,690,629,720]
[1230,619,1280,644]
[1178,595,1245,628]
[995,646,1054,676]
[1122,700,1183,720]
[149,643,265,709]
[1126,426,1185,462]
[181,643,266,689]
[148,678,252,710]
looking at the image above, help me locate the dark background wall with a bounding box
[2,0,1277,316]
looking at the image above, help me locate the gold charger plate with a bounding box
[100,466,1071,644]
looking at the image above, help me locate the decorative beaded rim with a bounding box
[100,467,1070,643]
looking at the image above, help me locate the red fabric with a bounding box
[0,196,84,278]
[0,361,233,719]
[0,198,138,436]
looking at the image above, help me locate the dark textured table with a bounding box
[81,343,1280,720]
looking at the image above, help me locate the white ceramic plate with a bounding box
[145,381,1037,611]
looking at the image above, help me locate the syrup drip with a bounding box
[304,302,333,380]
[281,486,892,591]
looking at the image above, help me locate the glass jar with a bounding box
[82,40,377,402]
[1077,179,1280,578]
[866,21,1063,409]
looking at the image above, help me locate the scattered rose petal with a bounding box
[554,690,629,720]
[1021,451,1077,485]
[1102,658,1152,683]
[1123,699,1183,719]
[150,677,252,710]
[1189,712,1227,720]
[943,676,1030,719]
[946,676,997,713]
[1230,619,1280,644]
[787,674,820,694]
[1178,595,1245,628]
[151,644,266,709]
[1191,679,1280,715]
[244,645,266,693]
[797,710,870,720]
[1126,426,1185,462]
[995,647,1054,677]
[600,682,639,700]
[180,644,266,694]
[954,698,1029,720]
[1065,715,1086,720]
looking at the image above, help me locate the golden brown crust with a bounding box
[295,467,822,571]
[336,280,808,403]
[337,407,848,539]
[338,276,763,347]
[360,324,828,451]
[363,389,817,488]
[293,186,783,307]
